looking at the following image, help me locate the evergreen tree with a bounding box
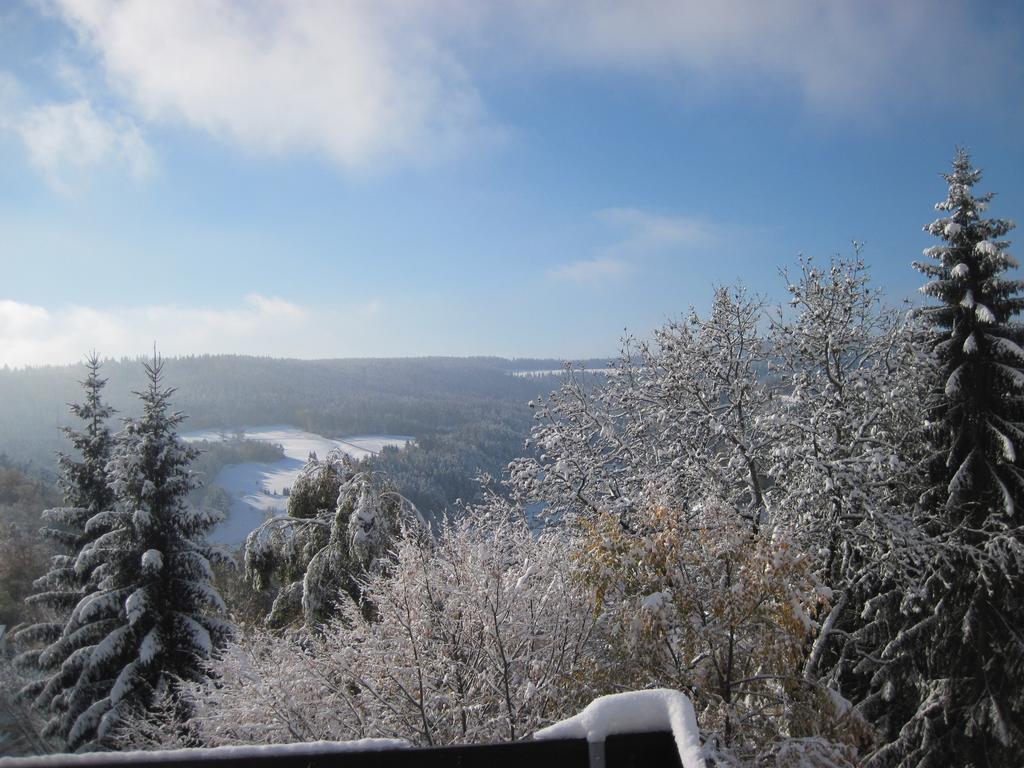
[29,355,231,749]
[57,354,118,521]
[16,354,116,744]
[32,352,116,591]
[875,150,1024,765]
[245,450,414,629]
[916,147,1024,516]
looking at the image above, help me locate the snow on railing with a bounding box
[0,690,703,768]
[535,689,705,768]
[0,739,409,766]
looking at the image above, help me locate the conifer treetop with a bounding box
[57,352,116,514]
[916,147,1021,330]
[913,148,1024,520]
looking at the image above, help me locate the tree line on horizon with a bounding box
[0,355,601,472]
[0,355,578,529]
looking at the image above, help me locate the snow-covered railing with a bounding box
[535,689,704,768]
[0,690,704,768]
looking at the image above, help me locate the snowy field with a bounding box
[511,368,613,377]
[183,426,413,546]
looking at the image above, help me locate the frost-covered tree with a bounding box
[245,451,415,628]
[510,285,773,530]
[243,450,355,629]
[57,355,118,521]
[871,150,1024,765]
[285,449,355,522]
[25,355,231,750]
[510,259,938,762]
[1,644,56,757]
[916,148,1024,516]
[576,499,863,765]
[24,354,116,622]
[15,354,116,747]
[764,257,933,724]
[117,500,602,750]
[510,281,844,759]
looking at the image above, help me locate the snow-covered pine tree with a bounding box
[57,354,118,522]
[245,451,415,629]
[35,354,231,750]
[876,149,1024,765]
[917,148,1024,518]
[27,353,116,598]
[16,354,116,741]
[243,450,353,628]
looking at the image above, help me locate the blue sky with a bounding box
[1,0,1023,366]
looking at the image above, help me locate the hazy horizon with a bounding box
[0,350,617,373]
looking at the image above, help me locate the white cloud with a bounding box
[0,299,50,337]
[597,208,715,255]
[549,207,715,284]
[242,293,307,320]
[51,0,493,170]
[19,0,1012,178]
[0,68,154,187]
[548,256,630,284]
[508,0,1011,113]
[16,98,154,182]
[0,294,386,368]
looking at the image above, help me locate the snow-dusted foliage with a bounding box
[915,148,1024,517]
[508,259,930,762]
[22,356,231,750]
[767,255,928,553]
[511,285,773,529]
[56,355,119,522]
[763,256,935,738]
[1,645,56,756]
[871,150,1024,766]
[244,450,355,628]
[576,502,862,765]
[21,355,116,623]
[14,355,116,750]
[120,504,602,750]
[244,452,412,628]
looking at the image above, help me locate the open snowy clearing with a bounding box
[511,368,613,377]
[183,426,413,546]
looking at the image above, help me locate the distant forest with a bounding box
[0,355,610,518]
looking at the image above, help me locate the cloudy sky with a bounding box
[2,0,1022,366]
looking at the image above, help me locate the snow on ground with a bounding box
[511,368,613,377]
[534,688,705,768]
[182,426,413,546]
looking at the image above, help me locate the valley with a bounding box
[183,426,413,544]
